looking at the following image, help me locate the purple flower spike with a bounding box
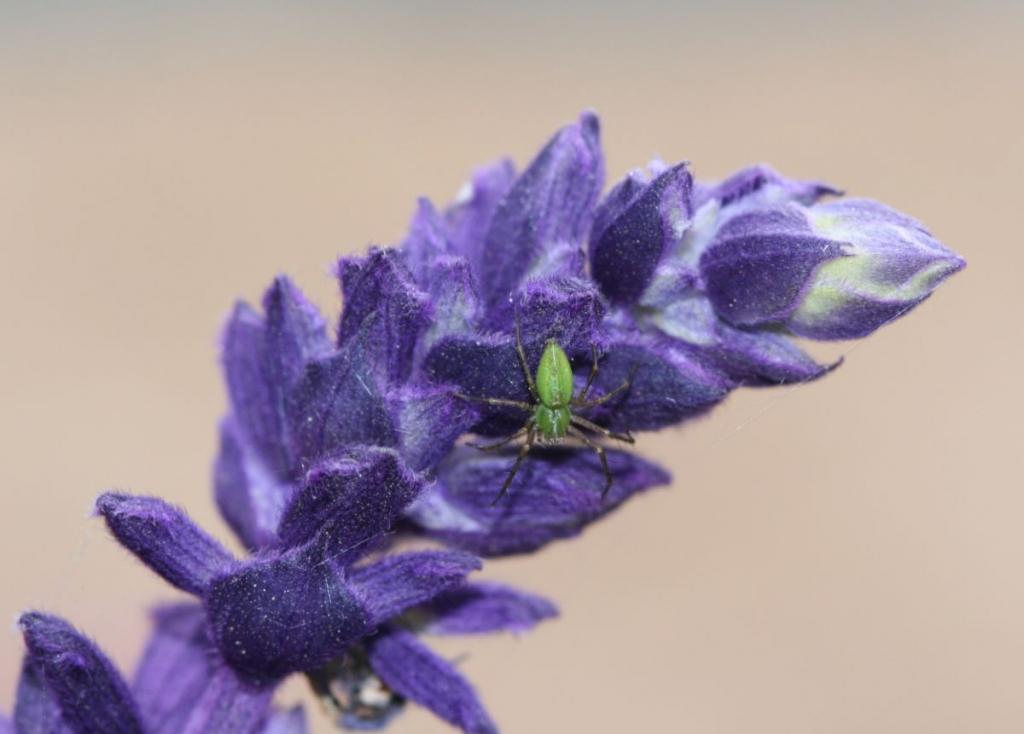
[18,612,146,734]
[408,447,670,556]
[479,111,604,314]
[701,199,966,339]
[367,629,498,734]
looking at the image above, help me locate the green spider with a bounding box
[455,325,636,505]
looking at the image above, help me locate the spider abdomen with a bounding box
[535,404,571,441]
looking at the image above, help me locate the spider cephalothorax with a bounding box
[456,325,635,504]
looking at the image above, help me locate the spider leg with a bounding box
[571,414,635,444]
[568,425,613,499]
[514,318,539,401]
[491,424,535,506]
[454,393,533,411]
[576,344,600,403]
[573,365,638,409]
[469,425,530,452]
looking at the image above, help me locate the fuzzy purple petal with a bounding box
[349,550,481,627]
[96,493,234,596]
[401,198,455,283]
[694,163,840,211]
[589,168,649,248]
[637,291,835,385]
[590,162,693,305]
[514,276,606,358]
[421,582,558,635]
[214,420,295,551]
[423,333,530,437]
[337,248,431,385]
[277,447,424,549]
[700,324,838,385]
[479,112,604,313]
[367,628,497,734]
[132,603,215,734]
[390,385,477,473]
[408,447,670,556]
[444,159,516,268]
[585,332,733,432]
[18,613,144,734]
[205,540,372,682]
[416,256,482,356]
[13,658,67,734]
[286,342,398,467]
[0,715,13,734]
[179,665,274,734]
[222,278,330,480]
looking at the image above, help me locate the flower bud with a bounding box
[700,198,965,339]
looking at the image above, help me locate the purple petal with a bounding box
[367,628,497,734]
[349,550,481,626]
[179,665,274,734]
[132,603,215,734]
[586,331,733,432]
[277,447,424,549]
[205,542,371,681]
[694,163,840,210]
[19,613,144,734]
[700,205,847,327]
[0,715,14,734]
[337,247,431,385]
[514,276,606,358]
[286,344,398,468]
[637,291,835,385]
[416,256,482,356]
[421,582,558,635]
[479,112,604,313]
[408,447,670,556]
[214,420,296,551]
[96,493,234,596]
[590,162,693,305]
[222,278,330,480]
[444,159,516,267]
[390,384,477,473]
[13,658,67,734]
[423,333,532,438]
[401,198,454,284]
[260,707,307,734]
[589,168,650,248]
[699,324,838,385]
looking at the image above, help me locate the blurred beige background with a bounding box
[2,3,1022,732]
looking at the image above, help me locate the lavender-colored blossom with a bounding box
[3,110,964,734]
[8,611,299,734]
[95,485,555,733]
